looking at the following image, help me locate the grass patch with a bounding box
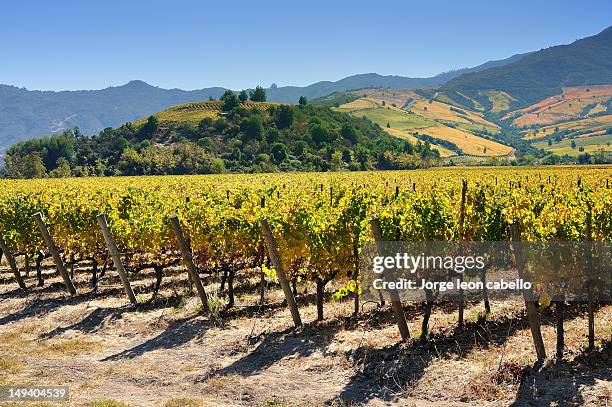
[0,326,32,346]
[87,400,131,407]
[206,374,239,392]
[338,103,435,130]
[44,338,98,356]
[479,90,516,113]
[0,358,23,371]
[164,397,204,407]
[261,397,288,407]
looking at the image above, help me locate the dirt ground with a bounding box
[0,260,610,407]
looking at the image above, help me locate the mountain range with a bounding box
[1,25,611,152]
[437,26,612,111]
[0,53,528,151]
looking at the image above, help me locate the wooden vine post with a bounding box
[260,218,302,327]
[370,217,410,341]
[34,212,76,295]
[97,214,137,305]
[169,215,209,310]
[352,240,359,316]
[585,201,595,351]
[259,197,267,305]
[0,234,26,289]
[510,223,546,362]
[457,179,468,327]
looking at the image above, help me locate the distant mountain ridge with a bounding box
[257,53,530,103]
[0,53,527,150]
[2,24,611,152]
[439,26,612,110]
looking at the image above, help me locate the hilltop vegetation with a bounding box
[3,95,444,178]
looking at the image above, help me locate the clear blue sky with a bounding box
[1,0,610,91]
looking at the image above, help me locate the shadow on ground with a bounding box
[510,342,611,406]
[101,315,213,361]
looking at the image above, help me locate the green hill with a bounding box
[3,100,443,177]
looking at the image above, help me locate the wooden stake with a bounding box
[457,179,468,327]
[97,214,137,305]
[34,212,76,295]
[169,215,208,309]
[370,218,410,341]
[260,218,302,327]
[510,223,546,362]
[585,201,595,351]
[0,234,26,289]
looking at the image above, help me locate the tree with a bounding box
[298,96,308,106]
[266,128,280,144]
[22,152,47,178]
[310,123,333,145]
[386,122,391,128]
[270,143,288,164]
[571,140,577,149]
[140,116,159,139]
[221,90,239,111]
[238,90,248,103]
[241,114,264,141]
[341,123,358,143]
[274,105,294,129]
[578,153,592,164]
[5,131,75,171]
[50,157,72,178]
[249,86,266,102]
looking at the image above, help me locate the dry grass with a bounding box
[418,125,513,156]
[383,128,455,157]
[410,99,499,133]
[163,397,205,407]
[0,262,609,406]
[348,88,422,108]
[43,338,98,356]
[522,114,612,139]
[0,357,23,371]
[506,85,612,128]
[86,401,131,407]
[338,95,511,157]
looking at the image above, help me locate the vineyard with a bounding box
[131,101,280,125]
[0,166,611,406]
